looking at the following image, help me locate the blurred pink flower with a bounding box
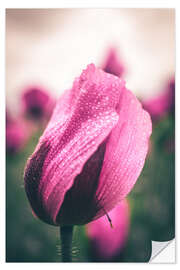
[142,78,175,121]
[102,48,125,77]
[6,110,12,125]
[21,86,55,122]
[6,114,30,154]
[24,64,151,226]
[86,199,129,260]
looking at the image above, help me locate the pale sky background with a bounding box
[6,8,175,114]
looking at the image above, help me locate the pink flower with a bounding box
[86,199,129,260]
[102,48,125,77]
[24,64,152,226]
[142,78,175,121]
[21,86,55,122]
[6,114,30,154]
[6,110,12,125]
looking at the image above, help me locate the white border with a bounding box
[0,7,5,264]
[1,0,179,268]
[0,0,177,9]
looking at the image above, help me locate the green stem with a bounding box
[60,225,74,262]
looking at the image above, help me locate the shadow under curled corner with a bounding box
[150,240,175,263]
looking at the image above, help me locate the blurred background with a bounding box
[6,8,175,111]
[6,8,175,262]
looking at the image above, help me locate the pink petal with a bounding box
[94,88,152,218]
[86,199,129,260]
[24,64,125,225]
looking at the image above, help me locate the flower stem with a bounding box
[60,225,74,262]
